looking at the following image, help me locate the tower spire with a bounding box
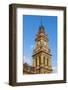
[32,18,52,74]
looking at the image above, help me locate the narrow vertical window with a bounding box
[43,56,45,65]
[47,58,49,66]
[39,56,41,66]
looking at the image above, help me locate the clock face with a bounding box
[41,40,44,45]
[41,40,43,43]
[37,40,47,46]
[44,42,46,45]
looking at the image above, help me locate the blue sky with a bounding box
[23,15,57,72]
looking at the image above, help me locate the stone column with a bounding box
[41,54,43,66]
[36,56,39,74]
[48,57,52,69]
[48,58,51,66]
[32,58,36,67]
[37,56,39,67]
[40,54,44,73]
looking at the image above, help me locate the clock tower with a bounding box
[32,25,52,74]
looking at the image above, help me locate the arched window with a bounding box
[39,56,41,66]
[43,56,45,65]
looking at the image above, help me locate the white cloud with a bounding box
[23,56,32,65]
[52,66,57,73]
[23,56,28,63]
